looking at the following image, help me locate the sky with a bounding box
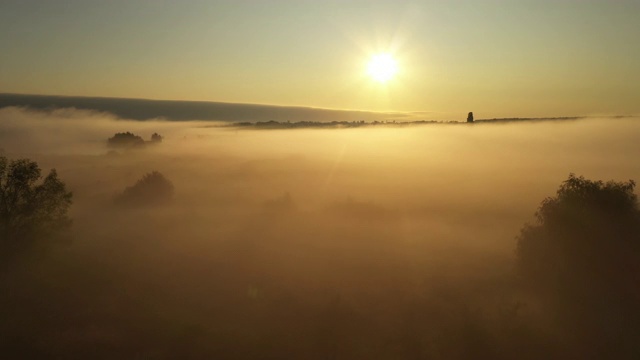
[1,0,639,120]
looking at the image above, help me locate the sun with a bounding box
[367,53,398,83]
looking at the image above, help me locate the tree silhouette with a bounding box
[150,133,163,143]
[0,156,72,259]
[115,171,174,207]
[517,174,640,356]
[107,132,145,148]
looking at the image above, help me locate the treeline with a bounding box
[107,132,163,149]
[229,117,582,129]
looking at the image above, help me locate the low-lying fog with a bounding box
[1,106,639,358]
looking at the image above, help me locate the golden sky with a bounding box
[1,0,638,120]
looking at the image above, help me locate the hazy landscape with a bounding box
[2,105,640,358]
[2,1,640,358]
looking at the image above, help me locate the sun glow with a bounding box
[367,53,398,83]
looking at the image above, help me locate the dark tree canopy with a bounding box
[107,132,145,148]
[517,174,640,355]
[0,156,72,258]
[517,174,639,291]
[115,171,174,207]
[150,133,163,143]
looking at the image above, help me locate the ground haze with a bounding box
[1,107,639,358]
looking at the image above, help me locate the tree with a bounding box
[114,171,174,207]
[150,133,163,143]
[107,132,145,148]
[0,156,73,259]
[516,174,640,356]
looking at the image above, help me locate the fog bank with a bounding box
[2,107,639,358]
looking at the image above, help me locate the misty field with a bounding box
[1,107,640,359]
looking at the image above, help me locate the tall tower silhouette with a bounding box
[467,112,474,123]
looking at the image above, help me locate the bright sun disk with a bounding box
[367,53,398,83]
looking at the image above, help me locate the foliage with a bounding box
[114,171,174,207]
[107,132,145,148]
[517,174,640,355]
[0,156,72,258]
[150,132,163,143]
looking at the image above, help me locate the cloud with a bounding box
[0,93,415,122]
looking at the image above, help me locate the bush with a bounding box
[115,171,174,207]
[0,156,72,259]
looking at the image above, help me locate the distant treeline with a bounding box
[227,116,584,129]
[230,120,440,129]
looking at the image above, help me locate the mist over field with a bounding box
[2,106,640,358]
